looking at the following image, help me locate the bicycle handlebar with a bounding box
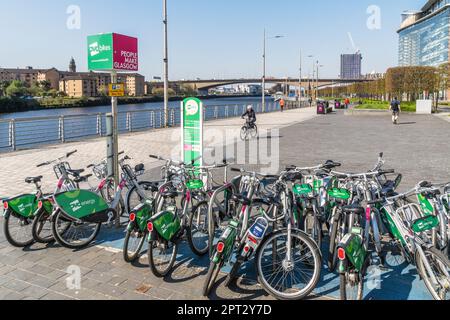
[36,150,78,168]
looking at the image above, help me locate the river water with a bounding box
[0,96,271,119]
[0,96,281,151]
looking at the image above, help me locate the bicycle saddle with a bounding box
[342,205,365,215]
[25,176,43,184]
[135,164,145,172]
[74,174,93,183]
[67,169,85,176]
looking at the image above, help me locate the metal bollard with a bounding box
[126,112,132,132]
[9,120,16,151]
[97,114,103,136]
[150,111,155,129]
[58,116,65,143]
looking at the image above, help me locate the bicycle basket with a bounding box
[395,203,423,228]
[53,162,71,179]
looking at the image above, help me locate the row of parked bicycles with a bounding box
[1,150,449,300]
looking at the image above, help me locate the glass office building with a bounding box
[340,53,362,79]
[398,0,450,67]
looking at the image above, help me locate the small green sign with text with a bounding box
[182,97,203,167]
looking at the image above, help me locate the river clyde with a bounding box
[0,96,273,120]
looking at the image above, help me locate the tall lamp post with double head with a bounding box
[262,30,284,113]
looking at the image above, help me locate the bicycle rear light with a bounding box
[337,248,346,261]
[3,202,8,210]
[147,221,154,232]
[37,201,43,209]
[129,213,136,222]
[217,242,225,253]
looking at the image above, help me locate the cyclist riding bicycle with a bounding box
[241,105,256,129]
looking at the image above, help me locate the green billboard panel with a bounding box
[88,33,114,71]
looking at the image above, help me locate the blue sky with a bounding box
[0,0,425,80]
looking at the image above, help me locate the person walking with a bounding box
[344,97,350,109]
[390,97,401,125]
[280,98,285,112]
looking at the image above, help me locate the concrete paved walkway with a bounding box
[0,107,317,198]
[0,109,448,300]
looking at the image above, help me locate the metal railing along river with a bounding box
[0,101,306,152]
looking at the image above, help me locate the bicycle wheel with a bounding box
[340,272,364,300]
[203,260,223,297]
[51,211,101,249]
[100,177,116,203]
[303,210,322,249]
[123,230,146,263]
[148,239,178,277]
[416,247,450,300]
[250,125,258,139]
[256,229,322,300]
[3,210,34,247]
[328,208,342,272]
[126,181,157,214]
[240,126,248,141]
[225,246,245,288]
[32,209,55,244]
[187,201,209,256]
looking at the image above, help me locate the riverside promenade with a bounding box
[0,108,449,300]
[0,107,317,198]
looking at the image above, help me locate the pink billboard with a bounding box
[112,33,138,71]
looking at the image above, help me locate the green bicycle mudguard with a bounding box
[186,179,204,191]
[54,190,110,222]
[328,188,351,201]
[417,193,435,215]
[338,233,367,273]
[411,215,439,234]
[293,184,313,196]
[152,211,181,242]
[130,200,154,232]
[4,194,38,218]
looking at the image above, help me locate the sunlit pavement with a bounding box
[0,110,449,300]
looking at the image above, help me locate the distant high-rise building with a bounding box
[340,53,362,80]
[398,0,450,67]
[69,57,76,73]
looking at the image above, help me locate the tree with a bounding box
[152,87,176,97]
[0,81,11,96]
[5,80,27,97]
[179,84,197,97]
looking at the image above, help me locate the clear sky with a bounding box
[0,0,425,80]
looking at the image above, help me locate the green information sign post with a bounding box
[181,98,204,167]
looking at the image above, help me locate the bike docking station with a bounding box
[87,33,138,227]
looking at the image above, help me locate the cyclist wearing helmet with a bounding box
[242,105,256,129]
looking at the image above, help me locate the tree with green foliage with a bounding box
[6,80,27,97]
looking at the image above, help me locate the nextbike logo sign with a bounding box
[185,100,199,116]
[89,42,111,57]
[69,199,96,212]
[88,33,138,71]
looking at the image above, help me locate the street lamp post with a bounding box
[298,50,302,108]
[262,30,283,113]
[163,0,169,127]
